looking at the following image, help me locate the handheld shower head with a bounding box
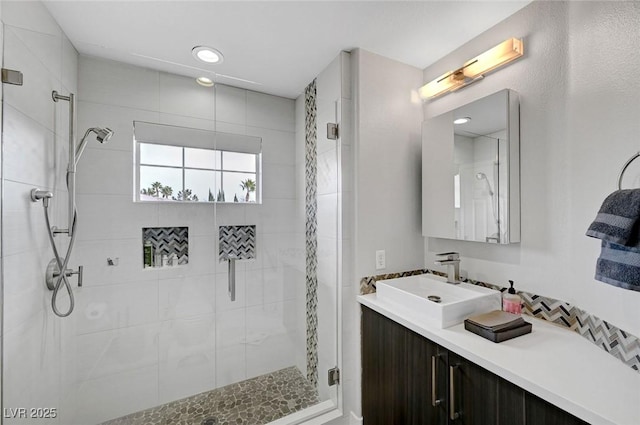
[75,127,114,164]
[475,172,494,196]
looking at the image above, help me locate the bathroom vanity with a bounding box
[358,294,640,425]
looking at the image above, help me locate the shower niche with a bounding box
[142,226,189,267]
[422,89,520,244]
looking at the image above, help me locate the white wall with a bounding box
[1,1,79,423]
[353,49,424,278]
[423,1,640,337]
[60,56,301,424]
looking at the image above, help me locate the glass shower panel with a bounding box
[314,96,341,408]
[210,71,342,423]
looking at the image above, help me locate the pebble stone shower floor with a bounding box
[100,367,319,425]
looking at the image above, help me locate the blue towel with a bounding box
[585,189,640,246]
[586,189,640,291]
[595,241,640,291]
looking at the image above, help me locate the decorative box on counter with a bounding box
[464,310,532,343]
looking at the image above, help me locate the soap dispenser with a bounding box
[502,280,522,315]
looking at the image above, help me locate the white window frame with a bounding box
[133,121,262,204]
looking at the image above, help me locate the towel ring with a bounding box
[617,151,640,189]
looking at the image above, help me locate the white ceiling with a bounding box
[45,1,531,99]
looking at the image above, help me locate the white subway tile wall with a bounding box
[1,3,76,424]
[71,55,301,422]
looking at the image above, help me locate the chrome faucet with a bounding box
[435,252,460,284]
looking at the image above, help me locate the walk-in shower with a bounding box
[2,17,345,423]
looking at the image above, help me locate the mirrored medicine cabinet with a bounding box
[422,89,520,244]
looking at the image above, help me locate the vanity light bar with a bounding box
[419,37,524,100]
[418,69,466,99]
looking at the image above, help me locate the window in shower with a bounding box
[134,121,261,203]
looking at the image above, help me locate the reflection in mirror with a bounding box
[134,121,262,203]
[453,90,509,242]
[422,89,520,244]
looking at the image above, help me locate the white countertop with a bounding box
[358,293,640,425]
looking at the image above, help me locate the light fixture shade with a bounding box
[462,38,523,79]
[419,70,465,99]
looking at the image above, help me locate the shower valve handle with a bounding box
[46,260,83,290]
[58,266,83,286]
[73,266,83,287]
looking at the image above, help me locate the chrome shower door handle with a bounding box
[227,255,237,301]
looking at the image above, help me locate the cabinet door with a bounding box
[406,328,448,425]
[362,306,408,425]
[497,377,525,425]
[525,393,590,425]
[448,352,498,425]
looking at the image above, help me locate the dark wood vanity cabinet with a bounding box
[525,393,589,425]
[362,306,589,425]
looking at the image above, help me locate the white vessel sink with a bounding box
[376,274,501,328]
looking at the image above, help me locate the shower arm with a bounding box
[75,128,98,165]
[52,90,76,238]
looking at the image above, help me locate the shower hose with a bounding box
[41,176,78,317]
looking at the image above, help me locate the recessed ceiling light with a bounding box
[196,77,214,87]
[454,117,471,125]
[192,46,224,64]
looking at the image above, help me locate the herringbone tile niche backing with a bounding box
[142,227,189,265]
[219,225,256,261]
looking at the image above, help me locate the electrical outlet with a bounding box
[375,250,386,270]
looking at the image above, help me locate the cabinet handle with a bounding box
[431,355,441,406]
[450,364,460,420]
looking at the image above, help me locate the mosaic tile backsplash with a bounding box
[360,268,640,373]
[218,225,256,261]
[143,227,189,265]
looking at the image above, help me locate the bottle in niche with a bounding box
[143,241,154,268]
[502,280,522,315]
